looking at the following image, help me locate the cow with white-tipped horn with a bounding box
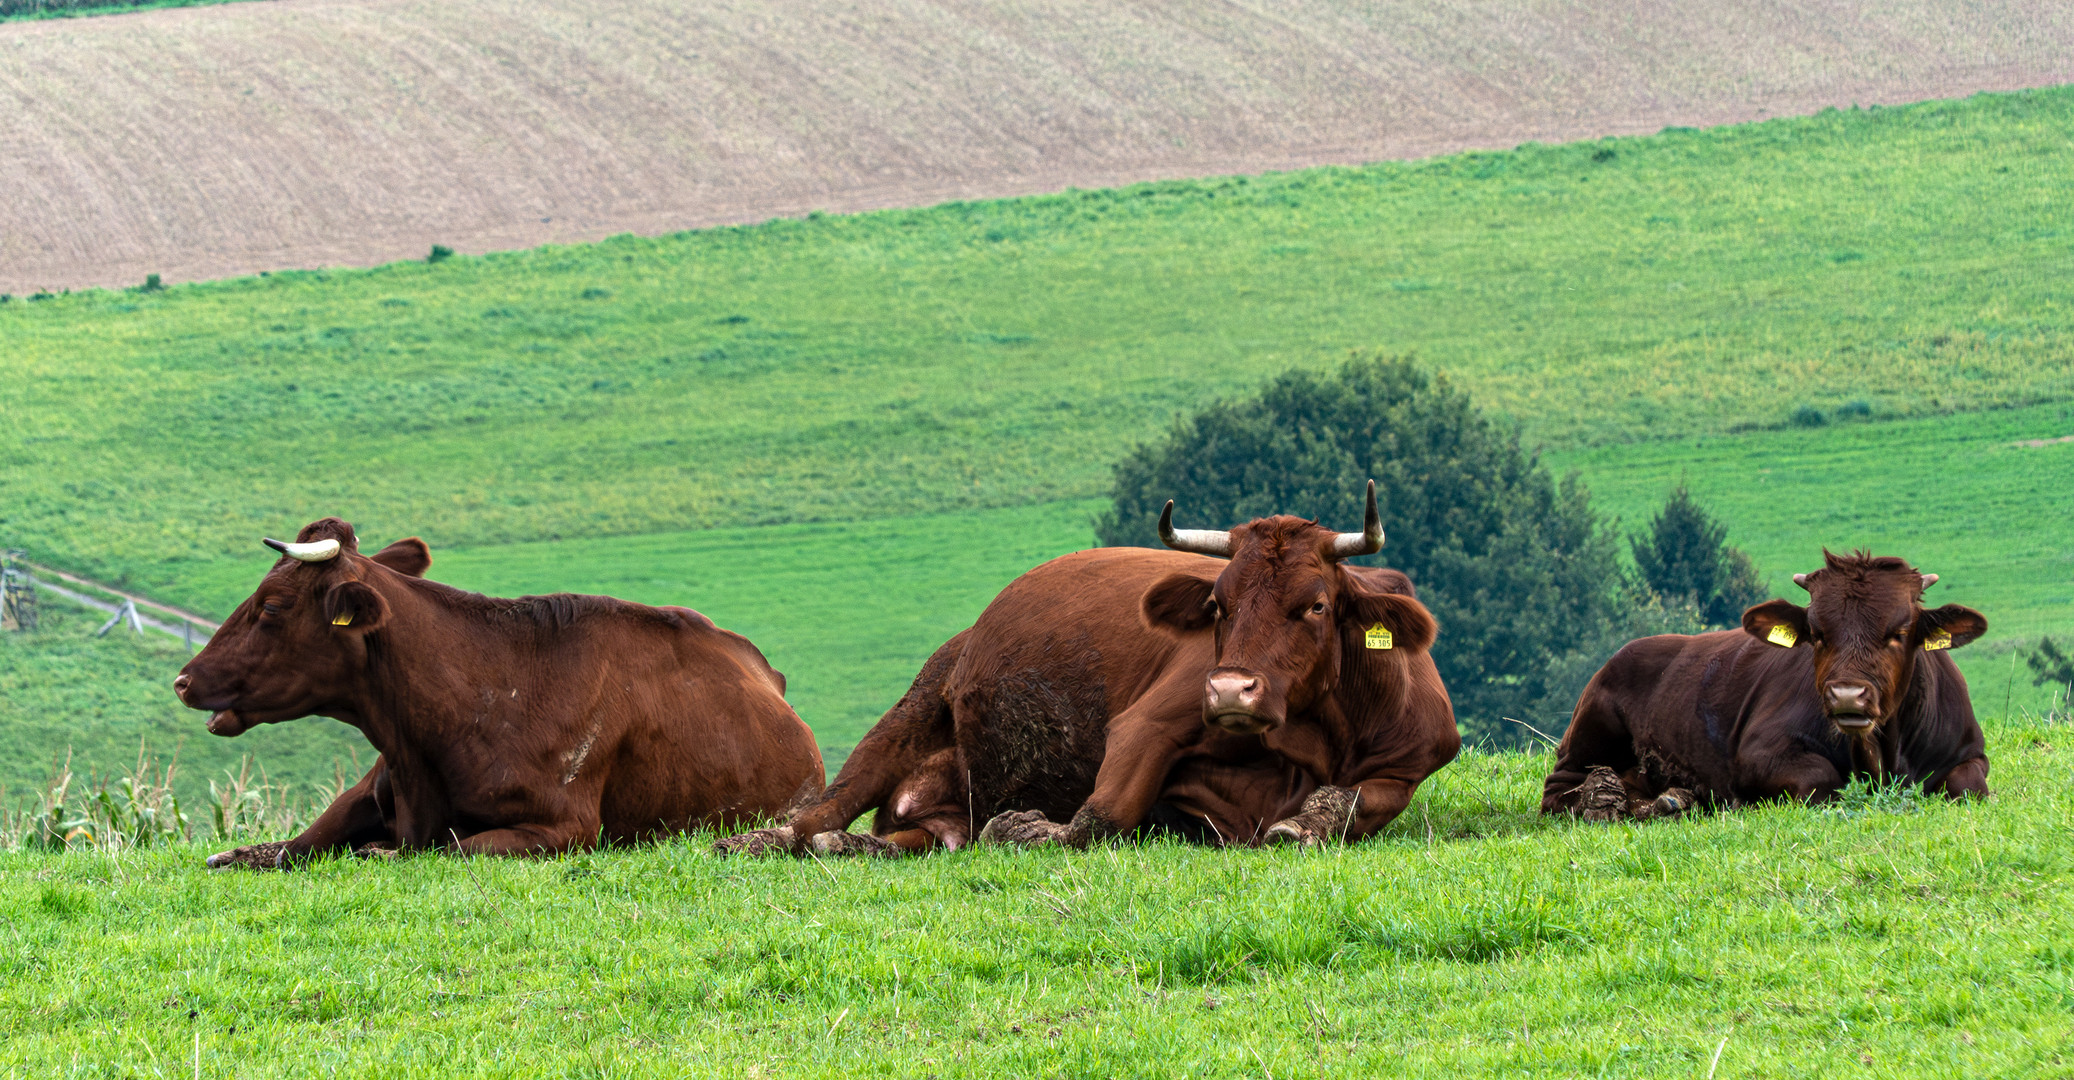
[175,516,823,866]
[719,480,1460,857]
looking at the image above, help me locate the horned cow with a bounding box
[176,517,822,866]
[718,482,1460,856]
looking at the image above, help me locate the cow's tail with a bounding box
[784,630,967,840]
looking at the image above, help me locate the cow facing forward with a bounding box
[1543,550,1989,817]
[176,518,822,866]
[719,482,1459,856]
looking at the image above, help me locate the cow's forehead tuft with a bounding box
[1223,516,1339,596]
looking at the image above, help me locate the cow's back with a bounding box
[527,599,820,839]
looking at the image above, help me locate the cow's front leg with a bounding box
[1264,774,1428,846]
[1936,756,1990,799]
[208,759,392,869]
[1264,784,1362,847]
[980,712,1193,849]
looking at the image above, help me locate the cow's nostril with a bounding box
[173,674,191,700]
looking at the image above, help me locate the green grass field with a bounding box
[2,719,2067,1077]
[4,87,2072,795]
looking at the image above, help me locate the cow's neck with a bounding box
[336,582,538,765]
[1851,661,1936,782]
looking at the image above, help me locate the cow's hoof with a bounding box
[1650,788,1697,818]
[204,841,291,870]
[352,843,401,860]
[807,830,902,858]
[1263,820,1323,847]
[1570,766,1630,822]
[714,826,795,857]
[979,809,1069,847]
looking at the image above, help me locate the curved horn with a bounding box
[1158,500,1232,557]
[1330,480,1384,558]
[1919,573,1939,590]
[262,537,341,563]
[1792,573,1810,590]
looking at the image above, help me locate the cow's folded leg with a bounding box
[1937,756,1990,799]
[714,825,796,857]
[204,841,294,870]
[806,830,903,858]
[1635,788,1698,819]
[982,709,1193,849]
[208,760,392,870]
[1264,785,1360,847]
[352,842,401,860]
[979,809,1074,847]
[718,633,966,856]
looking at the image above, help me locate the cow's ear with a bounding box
[1342,580,1438,654]
[322,580,389,633]
[1742,599,1809,647]
[1142,572,1218,633]
[369,537,432,578]
[1918,604,1987,650]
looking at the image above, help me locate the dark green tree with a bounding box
[1096,354,1626,743]
[1630,487,1767,628]
[2029,637,2074,698]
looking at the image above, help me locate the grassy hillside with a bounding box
[3,724,2068,1076]
[5,90,2072,794]
[10,0,2071,293]
[6,88,2073,615]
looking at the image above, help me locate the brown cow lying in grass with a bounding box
[718,482,1460,856]
[176,517,822,867]
[1543,550,1990,820]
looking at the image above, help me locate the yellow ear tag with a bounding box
[1922,628,1952,652]
[1765,624,1798,648]
[1364,625,1394,650]
[331,612,353,626]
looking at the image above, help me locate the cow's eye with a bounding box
[1310,601,1328,615]
[260,601,281,616]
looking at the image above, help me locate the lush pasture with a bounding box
[4,89,2072,612]
[1,721,2067,1077]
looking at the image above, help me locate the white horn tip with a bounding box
[264,537,342,562]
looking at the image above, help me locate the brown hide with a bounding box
[176,518,821,862]
[727,522,1458,855]
[1543,550,1990,813]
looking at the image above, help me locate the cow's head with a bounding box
[173,518,432,736]
[1742,550,1985,739]
[1140,481,1437,734]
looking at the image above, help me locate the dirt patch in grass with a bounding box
[2,0,2070,292]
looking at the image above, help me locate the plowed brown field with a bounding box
[3,0,2070,293]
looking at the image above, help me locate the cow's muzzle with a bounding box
[1205,670,1277,734]
[1824,683,1879,732]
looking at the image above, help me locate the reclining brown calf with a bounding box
[718,481,1460,856]
[1543,549,1990,819]
[175,517,822,866]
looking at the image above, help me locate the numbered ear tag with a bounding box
[332,612,353,626]
[1922,628,1952,652]
[1364,625,1394,650]
[1765,624,1798,648]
